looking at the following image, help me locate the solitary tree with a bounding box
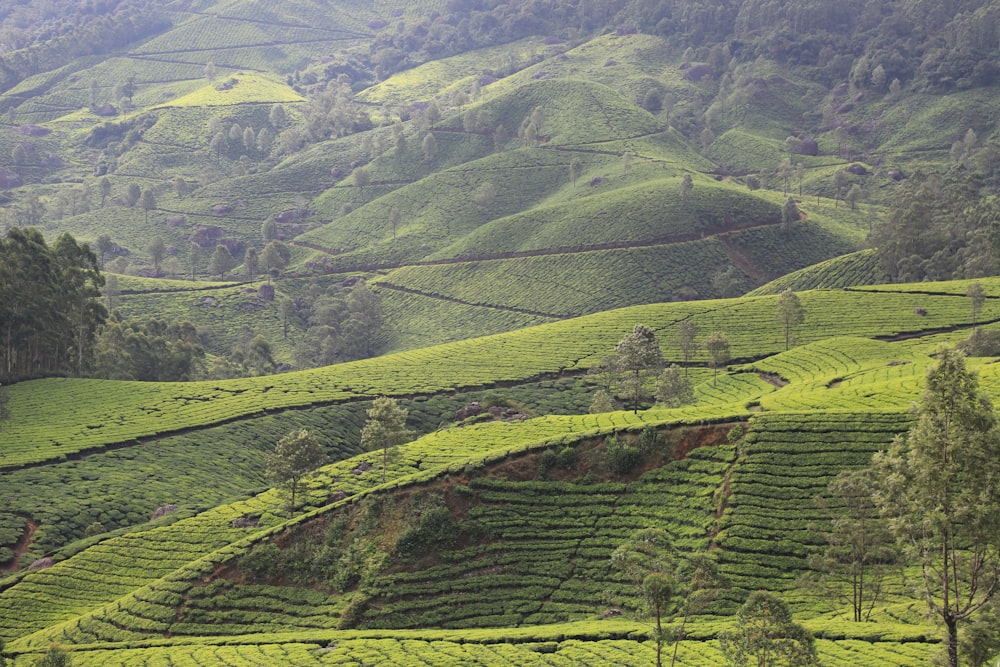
[125,183,141,207]
[36,644,72,666]
[570,157,583,188]
[388,207,401,240]
[611,528,675,667]
[147,236,166,277]
[262,241,291,281]
[802,466,896,622]
[967,281,986,327]
[719,591,820,667]
[267,429,326,518]
[208,244,236,279]
[361,396,413,483]
[615,324,665,413]
[775,289,805,351]
[655,364,695,408]
[703,332,731,385]
[612,529,726,667]
[871,347,1000,667]
[679,173,693,202]
[780,197,799,231]
[139,190,156,224]
[245,247,259,283]
[188,242,200,281]
[352,167,370,203]
[677,320,699,377]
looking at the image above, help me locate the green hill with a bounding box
[6,0,1000,664]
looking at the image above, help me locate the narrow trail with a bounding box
[1,515,39,574]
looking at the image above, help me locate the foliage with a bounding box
[656,364,695,408]
[616,324,665,413]
[703,332,731,386]
[872,347,1000,667]
[266,429,326,518]
[803,467,896,622]
[719,591,819,667]
[775,290,806,351]
[360,396,413,483]
[870,170,999,283]
[91,317,204,382]
[0,228,106,382]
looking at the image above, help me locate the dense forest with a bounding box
[0,228,104,382]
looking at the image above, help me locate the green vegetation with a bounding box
[6,0,1000,664]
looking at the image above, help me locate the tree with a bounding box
[570,157,583,188]
[147,236,166,277]
[780,197,799,231]
[680,173,693,202]
[589,389,614,413]
[703,332,730,386]
[35,645,72,666]
[352,166,370,203]
[493,124,508,151]
[360,396,413,483]
[832,170,848,207]
[99,178,112,207]
[173,176,189,199]
[261,218,278,242]
[96,234,114,269]
[208,244,236,279]
[967,281,986,327]
[845,184,862,210]
[262,241,291,281]
[677,320,699,377]
[267,429,326,518]
[802,467,896,622]
[871,347,1000,667]
[245,247,259,283]
[188,242,200,281]
[125,183,141,207]
[611,528,675,667]
[612,529,726,667]
[421,132,437,162]
[615,324,665,413]
[203,61,216,82]
[388,207,401,240]
[655,364,695,408]
[139,190,156,224]
[775,290,805,351]
[720,591,820,667]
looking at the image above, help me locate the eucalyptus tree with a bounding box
[872,347,1000,667]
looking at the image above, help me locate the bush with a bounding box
[238,542,281,579]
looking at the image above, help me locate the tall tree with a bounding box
[615,324,665,413]
[719,591,820,667]
[872,347,1000,667]
[677,320,699,377]
[262,241,291,282]
[570,157,583,188]
[208,244,236,279]
[139,189,156,223]
[147,236,166,277]
[655,364,695,408]
[780,197,799,230]
[360,396,413,484]
[775,289,805,351]
[703,331,730,386]
[679,173,693,202]
[245,247,259,283]
[267,429,326,518]
[967,281,986,327]
[802,467,896,622]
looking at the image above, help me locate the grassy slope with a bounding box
[5,278,1000,665]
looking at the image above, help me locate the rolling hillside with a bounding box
[4,279,1000,664]
[5,0,1000,664]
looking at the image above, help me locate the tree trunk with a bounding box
[946,616,958,667]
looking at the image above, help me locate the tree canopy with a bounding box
[872,347,1000,667]
[0,228,106,382]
